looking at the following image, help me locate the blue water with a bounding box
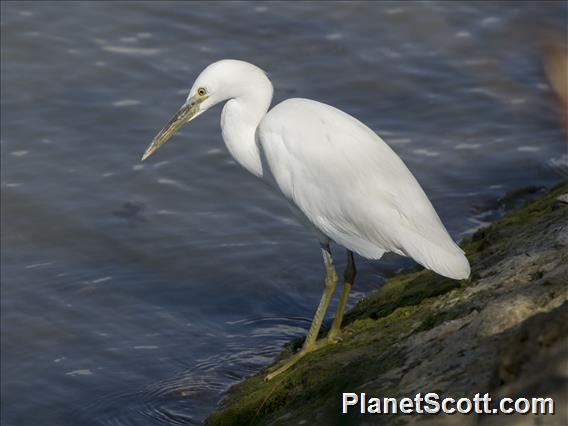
[1,2,566,425]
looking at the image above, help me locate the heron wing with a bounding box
[258,98,469,279]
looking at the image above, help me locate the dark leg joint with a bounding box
[343,251,357,284]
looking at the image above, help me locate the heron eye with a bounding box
[197,87,207,96]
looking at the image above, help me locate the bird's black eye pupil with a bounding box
[198,88,206,96]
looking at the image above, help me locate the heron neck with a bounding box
[220,92,271,178]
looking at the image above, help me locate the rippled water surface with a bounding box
[2,2,567,425]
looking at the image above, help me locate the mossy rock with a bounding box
[206,182,568,426]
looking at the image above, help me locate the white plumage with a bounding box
[258,98,469,280]
[142,59,470,379]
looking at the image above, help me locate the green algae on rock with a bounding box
[206,183,568,426]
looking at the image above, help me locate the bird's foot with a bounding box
[264,334,345,381]
[265,347,314,381]
[325,326,344,345]
[326,333,343,344]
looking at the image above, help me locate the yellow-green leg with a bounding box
[265,244,338,381]
[327,250,356,342]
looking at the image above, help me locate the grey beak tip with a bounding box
[141,146,154,161]
[142,99,198,163]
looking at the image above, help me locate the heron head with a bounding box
[141,60,272,161]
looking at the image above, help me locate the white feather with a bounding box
[258,98,469,279]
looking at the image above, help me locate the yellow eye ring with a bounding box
[197,87,207,96]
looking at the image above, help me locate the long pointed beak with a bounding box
[141,95,204,161]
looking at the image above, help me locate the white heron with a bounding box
[141,59,470,380]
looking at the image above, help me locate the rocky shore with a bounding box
[206,183,568,426]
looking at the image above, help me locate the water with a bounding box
[1,2,566,425]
